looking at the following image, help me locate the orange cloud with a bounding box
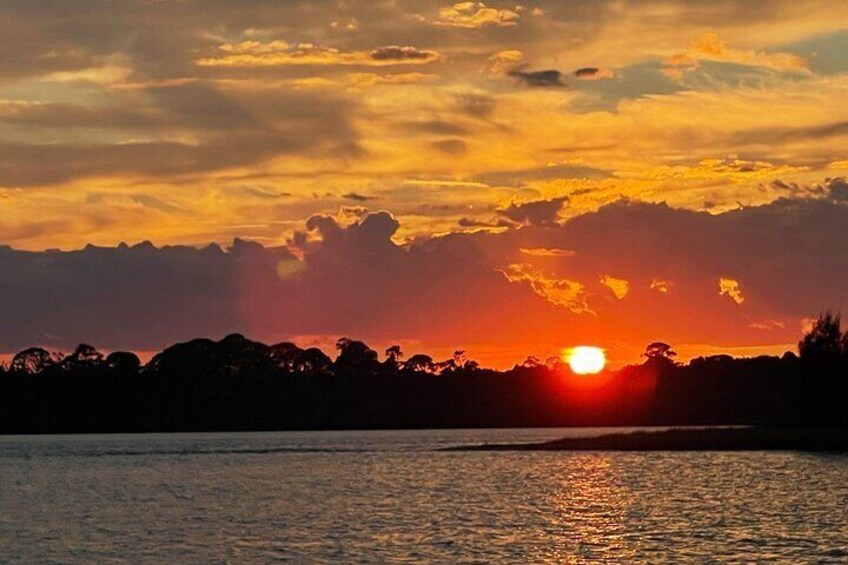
[600,275,629,299]
[749,319,786,331]
[487,49,525,75]
[435,2,520,28]
[197,41,439,67]
[500,263,592,314]
[719,277,745,305]
[519,247,575,257]
[650,279,671,294]
[664,32,811,77]
[346,72,439,87]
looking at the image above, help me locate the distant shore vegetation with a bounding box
[1,313,846,433]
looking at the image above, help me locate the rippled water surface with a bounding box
[1,429,846,563]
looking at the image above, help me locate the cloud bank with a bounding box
[3,195,847,366]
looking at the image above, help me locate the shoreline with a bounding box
[444,427,848,452]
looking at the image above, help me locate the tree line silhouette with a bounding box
[0,313,846,433]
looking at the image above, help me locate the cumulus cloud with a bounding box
[487,50,525,75]
[435,2,520,28]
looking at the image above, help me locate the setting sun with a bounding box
[566,346,607,375]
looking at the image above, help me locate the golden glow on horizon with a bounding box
[565,346,606,375]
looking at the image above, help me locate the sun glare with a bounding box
[566,346,606,375]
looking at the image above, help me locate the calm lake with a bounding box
[1,428,846,563]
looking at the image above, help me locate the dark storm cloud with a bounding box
[3,198,848,354]
[826,177,848,201]
[0,240,241,351]
[770,176,848,201]
[497,197,568,226]
[508,69,566,87]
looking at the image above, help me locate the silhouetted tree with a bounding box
[644,342,677,360]
[384,345,403,370]
[270,343,333,374]
[10,347,62,375]
[106,351,141,373]
[269,342,301,372]
[299,347,334,374]
[403,354,436,374]
[61,344,104,372]
[453,350,480,373]
[453,350,467,366]
[215,333,273,377]
[520,356,544,369]
[145,338,218,377]
[334,338,380,375]
[462,359,480,372]
[799,312,843,361]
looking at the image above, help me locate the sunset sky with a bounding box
[2,0,848,367]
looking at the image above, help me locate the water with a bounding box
[1,429,846,563]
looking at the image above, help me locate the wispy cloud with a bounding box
[197,41,439,67]
[664,32,811,78]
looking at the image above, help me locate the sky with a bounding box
[1,0,848,367]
